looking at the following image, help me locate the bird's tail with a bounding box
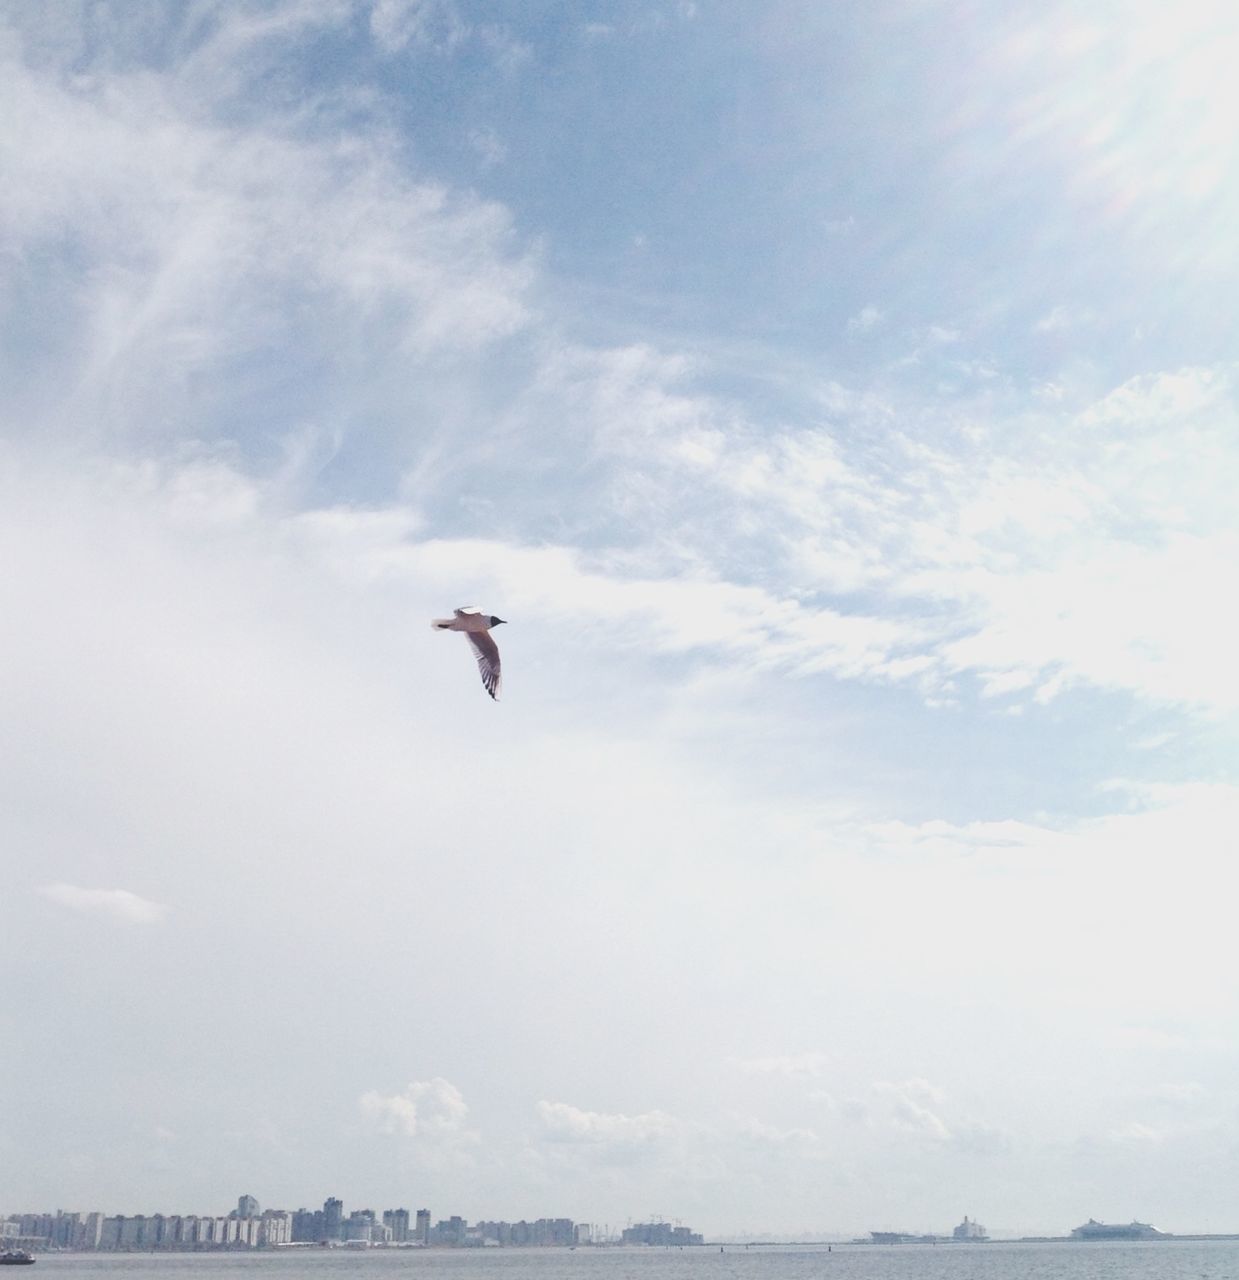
[431,618,454,630]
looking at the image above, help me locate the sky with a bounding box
[3,0,1239,1241]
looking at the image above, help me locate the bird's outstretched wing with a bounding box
[466,630,502,700]
[455,606,481,617]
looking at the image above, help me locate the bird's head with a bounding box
[489,616,507,626]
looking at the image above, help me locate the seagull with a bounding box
[431,606,506,700]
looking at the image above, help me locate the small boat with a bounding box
[0,1251,35,1266]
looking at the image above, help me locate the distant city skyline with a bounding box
[8,1196,1238,1254]
[1,1197,701,1251]
[7,1193,1231,1251]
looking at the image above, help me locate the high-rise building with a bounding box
[434,1216,468,1246]
[383,1209,410,1242]
[237,1194,260,1219]
[259,1211,293,1246]
[345,1210,376,1243]
[323,1197,344,1241]
[291,1208,321,1243]
[119,1215,146,1247]
[80,1212,105,1250]
[415,1209,431,1244]
[621,1222,703,1247]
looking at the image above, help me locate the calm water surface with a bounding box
[24,1243,1239,1280]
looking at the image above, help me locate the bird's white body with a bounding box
[433,610,496,635]
[432,606,505,700]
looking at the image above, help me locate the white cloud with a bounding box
[846,304,883,334]
[1107,1121,1162,1145]
[369,0,468,54]
[1035,304,1092,332]
[9,16,1239,726]
[37,883,166,924]
[469,126,508,168]
[870,1079,950,1141]
[729,1116,821,1149]
[630,359,1239,713]
[0,42,533,452]
[359,1077,469,1139]
[1146,1082,1204,1106]
[535,1101,680,1147]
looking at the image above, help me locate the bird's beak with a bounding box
[494,618,507,625]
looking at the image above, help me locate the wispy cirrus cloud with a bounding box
[1,37,533,460]
[7,7,1239,726]
[369,0,469,54]
[37,883,166,924]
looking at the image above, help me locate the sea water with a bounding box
[21,1241,1239,1280]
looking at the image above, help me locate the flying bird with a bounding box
[431,606,506,700]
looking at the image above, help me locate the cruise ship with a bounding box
[1070,1219,1164,1241]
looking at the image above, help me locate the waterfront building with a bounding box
[291,1208,321,1242]
[477,1220,576,1247]
[345,1209,377,1243]
[535,1219,577,1247]
[51,1212,80,1247]
[237,1195,259,1219]
[0,1202,603,1253]
[953,1216,988,1240]
[621,1222,704,1247]
[383,1209,410,1242]
[259,1211,293,1246]
[17,1215,54,1245]
[80,1213,105,1250]
[433,1215,467,1246]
